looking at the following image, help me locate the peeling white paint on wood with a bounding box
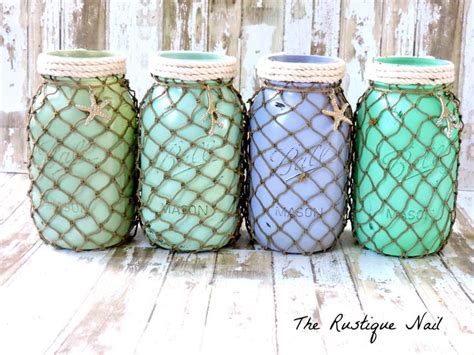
[381,0,416,56]
[459,0,474,189]
[108,0,163,100]
[284,0,313,54]
[240,0,284,99]
[312,0,341,56]
[0,1,28,112]
[241,23,276,99]
[340,0,382,107]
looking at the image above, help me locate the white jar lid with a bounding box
[37,50,127,78]
[365,56,455,85]
[149,51,238,81]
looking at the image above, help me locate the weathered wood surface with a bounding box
[2,1,473,189]
[0,172,472,354]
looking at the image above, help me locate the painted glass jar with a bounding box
[28,50,138,250]
[139,51,245,251]
[353,57,463,257]
[247,54,351,254]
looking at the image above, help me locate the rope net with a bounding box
[351,83,463,257]
[138,76,247,251]
[28,75,138,250]
[245,80,352,255]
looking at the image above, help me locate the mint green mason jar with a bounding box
[28,50,138,250]
[352,57,463,257]
[139,51,246,251]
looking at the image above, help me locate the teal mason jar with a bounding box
[352,57,463,257]
[28,50,138,250]
[139,51,246,251]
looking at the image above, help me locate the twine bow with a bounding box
[435,92,462,139]
[201,85,224,135]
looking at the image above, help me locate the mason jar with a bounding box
[139,51,246,251]
[28,50,138,250]
[352,56,463,257]
[247,54,352,254]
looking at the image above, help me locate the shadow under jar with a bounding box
[28,50,138,250]
[139,51,246,251]
[352,56,463,257]
[247,54,352,254]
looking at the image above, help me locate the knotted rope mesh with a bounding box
[138,76,247,251]
[351,83,463,257]
[245,81,352,255]
[28,75,138,250]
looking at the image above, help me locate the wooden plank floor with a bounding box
[0,173,472,355]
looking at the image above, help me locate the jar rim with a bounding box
[38,49,127,78]
[256,53,345,83]
[149,50,238,81]
[366,56,455,85]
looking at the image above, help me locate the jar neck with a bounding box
[370,80,453,93]
[152,75,234,88]
[261,79,342,93]
[41,74,125,88]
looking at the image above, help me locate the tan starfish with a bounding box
[435,93,462,139]
[322,92,352,130]
[76,90,112,126]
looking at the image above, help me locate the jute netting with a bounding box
[138,74,247,252]
[246,78,352,255]
[28,58,138,250]
[352,74,463,257]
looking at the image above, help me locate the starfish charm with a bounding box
[435,93,462,139]
[76,90,112,126]
[322,92,352,130]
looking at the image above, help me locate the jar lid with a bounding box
[366,56,455,85]
[37,50,127,78]
[149,51,238,80]
[256,54,345,83]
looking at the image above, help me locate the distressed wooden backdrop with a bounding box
[1,0,473,191]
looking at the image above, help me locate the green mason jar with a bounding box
[28,50,138,250]
[139,51,245,251]
[352,57,463,257]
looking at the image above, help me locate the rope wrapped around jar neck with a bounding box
[365,57,455,86]
[38,50,127,78]
[256,54,345,84]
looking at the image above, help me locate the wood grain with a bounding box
[458,0,474,189]
[0,174,472,354]
[208,0,242,87]
[47,248,171,354]
[339,0,383,106]
[284,0,313,54]
[311,0,341,56]
[200,249,277,355]
[107,0,163,100]
[0,1,29,172]
[61,0,107,49]
[380,0,416,56]
[136,252,216,354]
[240,0,284,99]
[162,0,208,51]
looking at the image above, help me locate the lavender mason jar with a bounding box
[247,54,351,254]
